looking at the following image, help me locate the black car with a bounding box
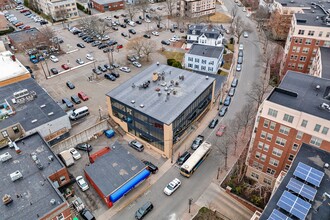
[142,160,158,174]
[128,29,136,34]
[78,32,85,37]
[25,65,33,74]
[104,73,116,81]
[146,14,151,19]
[103,48,113,53]
[108,40,118,46]
[135,202,153,220]
[62,98,74,108]
[219,106,228,117]
[98,65,107,72]
[120,23,127,28]
[124,18,129,23]
[104,64,113,70]
[77,43,85,48]
[170,28,175,33]
[91,41,101,47]
[40,20,48,25]
[121,13,127,17]
[82,36,90,40]
[66,81,75,89]
[51,68,58,75]
[136,20,142,24]
[85,38,94,43]
[80,209,95,220]
[71,95,81,104]
[98,43,108,49]
[73,30,81,35]
[75,143,93,152]
[177,151,191,165]
[114,15,119,19]
[110,72,120,78]
[208,118,219,129]
[93,68,102,75]
[143,34,151,38]
[121,32,128,37]
[139,16,143,20]
[112,26,118,31]
[161,40,170,45]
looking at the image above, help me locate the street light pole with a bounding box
[188,198,193,213]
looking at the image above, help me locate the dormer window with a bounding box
[192,30,196,35]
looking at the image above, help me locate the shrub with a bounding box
[172,61,182,69]
[167,58,175,66]
[0,26,15,36]
[230,37,234,44]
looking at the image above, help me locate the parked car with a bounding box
[177,151,191,165]
[50,55,59,63]
[132,61,142,68]
[120,23,127,28]
[98,65,107,72]
[78,92,89,101]
[119,67,131,73]
[98,43,108,49]
[161,40,170,45]
[40,20,48,25]
[117,44,123,49]
[114,15,119,19]
[136,20,142,24]
[135,202,153,220]
[129,140,144,152]
[62,98,74,108]
[238,50,243,57]
[76,58,84,65]
[69,148,81,160]
[219,106,228,117]
[142,160,158,174]
[61,64,70,70]
[75,143,93,152]
[80,209,96,220]
[191,135,204,150]
[86,54,94,61]
[239,44,244,50]
[76,176,89,191]
[236,64,242,72]
[243,31,249,38]
[121,32,128,37]
[50,68,58,75]
[110,72,120,78]
[216,125,226,137]
[231,78,238,87]
[152,31,159,36]
[71,95,81,104]
[25,65,33,74]
[104,73,116,81]
[112,63,120,68]
[112,26,119,31]
[237,56,243,64]
[143,34,151,38]
[92,68,102,75]
[66,81,75,89]
[228,87,236,97]
[164,178,181,196]
[77,43,85,48]
[91,41,101,47]
[208,118,219,129]
[104,64,113,70]
[128,29,136,34]
[224,96,231,106]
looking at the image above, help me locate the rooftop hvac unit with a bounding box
[0,152,12,162]
[50,199,56,205]
[13,89,29,99]
[10,170,23,182]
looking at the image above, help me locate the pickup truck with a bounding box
[191,135,204,150]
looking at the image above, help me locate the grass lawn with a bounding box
[193,207,224,220]
[209,13,231,23]
[161,51,185,62]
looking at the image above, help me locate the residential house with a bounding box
[186,24,224,49]
[177,0,215,18]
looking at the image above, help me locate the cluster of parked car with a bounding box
[236,44,244,72]
[62,84,89,108]
[218,78,238,118]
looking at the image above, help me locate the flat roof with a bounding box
[92,0,122,4]
[107,64,215,124]
[7,27,40,43]
[188,44,224,58]
[267,71,330,121]
[260,143,330,220]
[319,47,330,80]
[277,0,330,9]
[295,13,330,27]
[84,142,146,196]
[0,78,67,131]
[0,51,29,82]
[0,133,65,220]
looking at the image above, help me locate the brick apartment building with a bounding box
[177,0,215,18]
[245,71,330,187]
[279,2,330,78]
[91,0,124,12]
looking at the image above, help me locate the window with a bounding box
[301,119,308,128]
[292,46,296,52]
[188,63,193,68]
[296,46,301,53]
[319,31,323,37]
[296,131,303,140]
[302,48,309,53]
[251,172,259,179]
[264,178,272,185]
[194,64,199,69]
[258,141,263,149]
[201,66,206,70]
[255,152,261,159]
[195,58,199,62]
[314,124,321,132]
[201,59,206,64]
[272,148,283,157]
[298,30,304,35]
[188,57,193,61]
[266,168,275,175]
[284,164,290,171]
[260,131,266,139]
[279,125,290,135]
[298,64,304,70]
[268,108,278,118]
[270,122,276,130]
[283,114,294,123]
[208,67,213,71]
[316,40,320,46]
[269,158,279,167]
[288,154,294,161]
[292,143,299,151]
[305,39,311,45]
[308,30,314,36]
[299,56,307,62]
[322,127,329,135]
[326,32,330,37]
[261,154,267,162]
[313,49,317,54]
[263,119,269,128]
[276,137,286,146]
[12,126,19,133]
[310,136,322,147]
[209,61,214,65]
[1,130,8,138]
[266,133,273,141]
[252,161,263,170]
[264,144,269,152]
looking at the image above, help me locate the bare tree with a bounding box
[230,5,239,28]
[226,118,242,155]
[232,16,252,44]
[136,0,150,19]
[79,16,109,41]
[246,78,272,110]
[254,5,270,30]
[141,40,156,62]
[54,7,68,22]
[126,4,137,21]
[236,103,256,136]
[165,0,177,17]
[215,133,231,172]
[127,38,145,57]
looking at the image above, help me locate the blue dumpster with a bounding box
[104,129,115,138]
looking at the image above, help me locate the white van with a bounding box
[128,21,135,27]
[69,106,89,120]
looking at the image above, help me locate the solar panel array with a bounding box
[268,209,293,220]
[293,162,324,187]
[286,178,317,201]
[277,191,311,220]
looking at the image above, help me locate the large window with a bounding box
[283,114,294,123]
[269,158,279,167]
[268,108,278,118]
[314,124,321,132]
[301,119,308,127]
[275,137,286,146]
[310,136,322,147]
[279,125,290,135]
[322,127,329,135]
[272,148,283,157]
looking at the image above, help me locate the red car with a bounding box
[20,9,29,13]
[117,44,123,49]
[23,25,30,30]
[78,92,89,101]
[216,125,226,137]
[61,64,70,70]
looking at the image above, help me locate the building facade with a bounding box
[186,24,224,49]
[185,44,224,74]
[107,64,215,158]
[36,0,79,21]
[177,0,215,18]
[279,2,330,78]
[245,71,330,187]
[91,0,125,12]
[310,47,330,79]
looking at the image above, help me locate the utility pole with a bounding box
[44,59,51,76]
[40,61,48,79]
[188,198,193,213]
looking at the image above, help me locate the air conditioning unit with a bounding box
[10,170,23,182]
[0,152,12,162]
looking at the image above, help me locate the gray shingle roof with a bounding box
[188,44,224,59]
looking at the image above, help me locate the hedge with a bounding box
[0,26,15,36]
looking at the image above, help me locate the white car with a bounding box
[50,55,59,63]
[132,61,142,68]
[86,54,94,61]
[69,148,81,160]
[173,35,180,41]
[145,19,151,23]
[119,67,131,73]
[76,58,84,65]
[164,178,181,196]
[76,176,89,191]
[243,31,249,38]
[242,7,247,12]
[152,31,159,36]
[239,44,244,50]
[105,16,112,20]
[169,38,176,42]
